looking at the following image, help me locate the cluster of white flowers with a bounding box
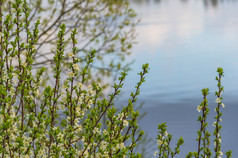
[116,142,125,149]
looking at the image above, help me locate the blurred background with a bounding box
[119,0,238,156]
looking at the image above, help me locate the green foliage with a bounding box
[0,0,233,158]
[157,68,232,158]
[184,67,232,158]
[0,0,148,157]
[154,123,184,158]
[194,88,212,158]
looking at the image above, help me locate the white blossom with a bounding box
[215,98,221,103]
[157,139,163,145]
[219,151,223,156]
[73,63,80,71]
[123,120,129,127]
[10,87,15,96]
[213,122,216,127]
[154,151,158,156]
[68,71,74,78]
[68,52,74,58]
[221,103,225,108]
[93,128,100,134]
[197,105,202,112]
[77,82,83,88]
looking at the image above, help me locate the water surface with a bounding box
[121,0,238,156]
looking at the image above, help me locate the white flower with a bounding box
[3,75,7,81]
[38,149,44,156]
[154,151,158,156]
[219,151,223,156]
[100,141,107,150]
[103,129,108,136]
[117,142,125,149]
[212,122,216,127]
[62,84,68,89]
[75,124,82,132]
[13,142,18,148]
[53,126,57,131]
[13,73,18,78]
[118,113,124,121]
[221,103,225,108]
[36,89,40,97]
[57,133,64,140]
[215,98,221,103]
[10,87,15,96]
[77,82,83,88]
[10,133,16,140]
[218,138,222,143]
[22,62,27,67]
[89,89,95,96]
[68,71,74,78]
[73,64,80,71]
[197,105,202,112]
[123,120,129,127]
[33,122,37,127]
[93,128,100,134]
[76,106,81,112]
[164,131,168,137]
[95,153,102,157]
[68,52,74,58]
[157,139,163,145]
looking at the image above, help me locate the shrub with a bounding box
[0,0,233,158]
[0,0,148,157]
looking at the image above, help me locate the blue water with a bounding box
[120,0,238,156]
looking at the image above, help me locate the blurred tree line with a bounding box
[131,0,237,8]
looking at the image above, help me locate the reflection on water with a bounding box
[132,0,237,8]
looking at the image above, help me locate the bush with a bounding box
[0,0,232,158]
[0,0,148,157]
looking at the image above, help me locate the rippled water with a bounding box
[120,0,238,156]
